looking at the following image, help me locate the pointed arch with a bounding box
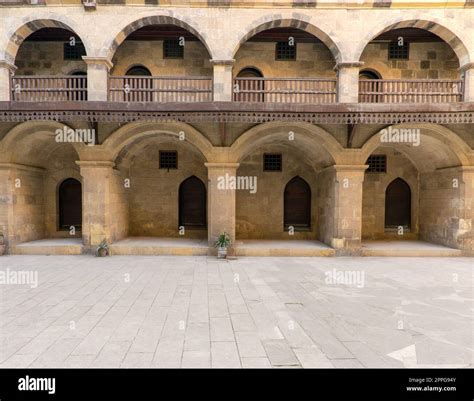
[284,176,311,230]
[179,175,207,228]
[58,178,82,230]
[385,178,411,229]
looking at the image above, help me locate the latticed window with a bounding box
[366,155,387,173]
[63,41,86,60]
[163,39,184,59]
[159,151,178,169]
[388,41,409,59]
[263,154,282,171]
[275,42,296,60]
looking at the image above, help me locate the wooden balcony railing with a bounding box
[11,76,87,101]
[359,79,464,103]
[233,77,337,103]
[109,76,213,102]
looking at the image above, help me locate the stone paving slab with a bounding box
[0,255,472,368]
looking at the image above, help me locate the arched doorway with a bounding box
[385,178,411,229]
[69,70,87,101]
[359,69,381,102]
[284,176,311,230]
[58,178,82,230]
[235,67,264,102]
[179,176,206,228]
[125,65,152,102]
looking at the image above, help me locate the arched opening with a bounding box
[358,26,463,103]
[359,69,381,80]
[125,65,152,102]
[109,22,212,102]
[233,26,337,103]
[179,176,207,228]
[12,27,88,101]
[384,178,411,230]
[284,176,311,230]
[236,67,264,102]
[58,178,82,230]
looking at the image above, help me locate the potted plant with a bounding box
[214,232,231,259]
[97,239,109,257]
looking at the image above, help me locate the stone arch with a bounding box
[102,121,214,163]
[230,122,345,168]
[232,17,342,63]
[0,121,87,166]
[106,14,214,61]
[3,18,89,64]
[355,19,471,66]
[359,123,473,172]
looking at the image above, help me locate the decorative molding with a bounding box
[0,110,472,124]
[82,57,113,70]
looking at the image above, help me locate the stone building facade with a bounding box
[0,1,473,256]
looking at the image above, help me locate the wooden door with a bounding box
[284,176,311,229]
[385,178,411,228]
[179,176,206,228]
[59,178,82,229]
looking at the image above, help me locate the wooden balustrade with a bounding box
[11,76,87,101]
[109,76,213,102]
[233,77,337,103]
[359,79,463,103]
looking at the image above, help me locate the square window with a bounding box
[366,155,386,173]
[388,41,409,60]
[163,39,184,59]
[159,151,178,169]
[63,41,86,60]
[263,154,282,171]
[276,42,296,60]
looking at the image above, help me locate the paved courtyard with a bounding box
[0,255,472,368]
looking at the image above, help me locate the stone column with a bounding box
[211,59,234,101]
[82,56,113,101]
[318,165,367,253]
[460,62,474,102]
[206,162,239,253]
[334,62,364,103]
[78,161,115,250]
[0,60,16,101]
[0,163,45,249]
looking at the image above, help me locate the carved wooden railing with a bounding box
[359,79,463,103]
[11,76,87,101]
[109,76,213,102]
[233,77,337,103]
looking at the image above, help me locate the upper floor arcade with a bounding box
[0,8,473,105]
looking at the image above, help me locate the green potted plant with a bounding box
[97,239,109,257]
[214,232,231,259]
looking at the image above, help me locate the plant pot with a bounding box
[217,246,228,259]
[97,248,108,257]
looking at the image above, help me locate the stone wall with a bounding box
[362,147,419,239]
[120,139,207,238]
[360,42,460,79]
[419,168,473,250]
[235,145,318,240]
[234,42,336,78]
[15,42,86,75]
[111,41,212,76]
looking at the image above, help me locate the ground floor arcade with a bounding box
[0,121,473,256]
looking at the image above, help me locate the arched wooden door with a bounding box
[284,176,311,230]
[179,176,207,228]
[126,65,152,102]
[59,178,82,229]
[385,178,411,229]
